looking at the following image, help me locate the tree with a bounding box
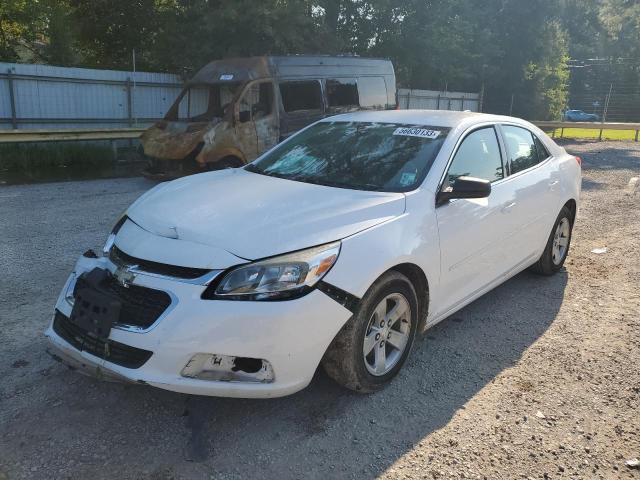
[0,0,39,62]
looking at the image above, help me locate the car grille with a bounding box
[74,271,172,330]
[110,245,211,280]
[53,311,153,369]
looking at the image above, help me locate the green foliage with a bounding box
[0,142,114,171]
[0,0,37,61]
[2,0,640,120]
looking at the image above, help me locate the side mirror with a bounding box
[437,176,491,206]
[238,110,251,123]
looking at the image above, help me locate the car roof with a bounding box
[320,109,526,128]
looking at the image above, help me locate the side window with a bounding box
[446,127,503,186]
[502,125,540,174]
[358,77,387,109]
[326,78,359,108]
[238,82,273,123]
[279,80,322,113]
[534,135,550,162]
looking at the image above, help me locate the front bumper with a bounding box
[46,255,353,398]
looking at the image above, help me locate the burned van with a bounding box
[141,55,396,178]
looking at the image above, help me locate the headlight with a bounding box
[102,215,127,255]
[203,241,341,301]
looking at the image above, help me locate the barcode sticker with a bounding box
[393,127,441,139]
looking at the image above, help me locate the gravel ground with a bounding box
[0,141,638,480]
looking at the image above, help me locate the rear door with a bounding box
[498,124,560,262]
[278,80,324,139]
[434,125,520,315]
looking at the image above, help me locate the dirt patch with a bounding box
[0,141,638,479]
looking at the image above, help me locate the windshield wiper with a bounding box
[289,175,383,191]
[244,164,262,174]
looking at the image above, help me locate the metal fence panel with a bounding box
[397,88,479,112]
[0,62,183,130]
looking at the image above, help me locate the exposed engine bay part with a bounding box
[181,353,275,383]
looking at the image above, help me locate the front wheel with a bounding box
[530,205,574,275]
[322,271,418,393]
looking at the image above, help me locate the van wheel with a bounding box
[530,206,574,275]
[322,271,418,393]
[207,156,243,170]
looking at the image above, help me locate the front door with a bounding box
[434,126,519,316]
[236,81,278,161]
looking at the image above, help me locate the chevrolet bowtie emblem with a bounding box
[114,264,138,287]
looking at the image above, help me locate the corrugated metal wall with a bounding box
[0,63,183,130]
[398,88,479,112]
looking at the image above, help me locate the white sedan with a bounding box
[46,110,581,398]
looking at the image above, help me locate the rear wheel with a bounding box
[530,206,574,275]
[322,271,418,393]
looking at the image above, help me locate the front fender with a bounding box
[322,191,441,324]
[196,145,246,167]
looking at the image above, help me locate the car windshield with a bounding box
[245,121,449,192]
[167,83,240,122]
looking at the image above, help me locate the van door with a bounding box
[278,80,324,138]
[236,81,278,161]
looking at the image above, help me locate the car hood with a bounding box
[126,168,405,263]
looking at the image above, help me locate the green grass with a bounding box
[546,128,639,141]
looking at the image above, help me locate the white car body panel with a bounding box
[46,110,581,397]
[127,167,406,261]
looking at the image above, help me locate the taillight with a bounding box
[575,156,582,167]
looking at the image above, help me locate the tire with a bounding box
[530,205,574,275]
[322,271,418,393]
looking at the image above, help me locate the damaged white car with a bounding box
[46,110,581,398]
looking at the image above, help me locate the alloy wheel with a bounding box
[362,293,412,376]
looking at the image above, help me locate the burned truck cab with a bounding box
[141,56,396,179]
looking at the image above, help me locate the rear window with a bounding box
[502,125,540,174]
[279,81,323,112]
[534,135,550,162]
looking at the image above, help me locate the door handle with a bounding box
[501,201,516,213]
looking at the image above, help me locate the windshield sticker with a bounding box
[399,172,417,186]
[393,127,441,139]
[219,74,234,81]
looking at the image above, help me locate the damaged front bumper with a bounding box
[45,253,353,398]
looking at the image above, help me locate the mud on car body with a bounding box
[141,55,396,179]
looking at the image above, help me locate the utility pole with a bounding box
[132,49,137,126]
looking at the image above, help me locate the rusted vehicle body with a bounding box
[141,55,396,178]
